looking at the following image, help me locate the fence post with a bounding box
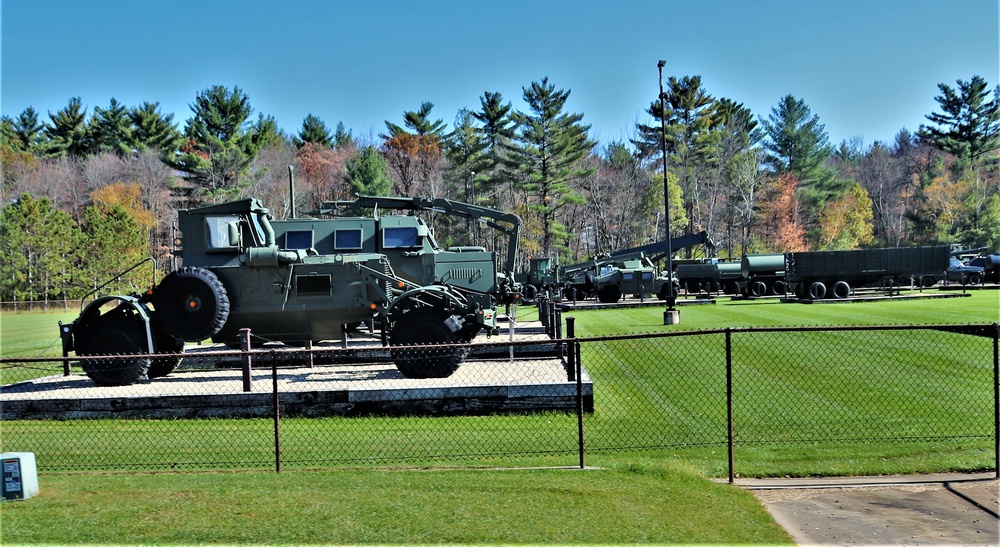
[726,327,735,484]
[566,317,585,469]
[240,328,252,392]
[994,323,999,479]
[59,321,72,376]
[272,351,281,473]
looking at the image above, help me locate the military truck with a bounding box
[560,231,715,303]
[60,198,498,386]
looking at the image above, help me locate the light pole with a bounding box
[658,60,679,325]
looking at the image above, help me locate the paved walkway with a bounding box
[736,473,999,545]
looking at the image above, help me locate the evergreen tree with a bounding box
[44,97,90,157]
[0,193,80,302]
[128,102,182,153]
[472,91,516,210]
[344,145,393,196]
[296,114,333,148]
[383,101,448,140]
[760,95,831,185]
[79,202,150,294]
[165,85,262,201]
[443,109,491,244]
[506,77,594,256]
[2,107,46,153]
[88,98,134,155]
[333,122,354,149]
[919,75,1000,165]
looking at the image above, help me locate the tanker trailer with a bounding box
[739,254,787,297]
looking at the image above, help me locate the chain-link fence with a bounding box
[2,321,997,479]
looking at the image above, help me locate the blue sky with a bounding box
[2,0,998,148]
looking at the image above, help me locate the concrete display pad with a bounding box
[2,351,593,420]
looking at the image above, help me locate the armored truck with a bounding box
[293,195,522,310]
[60,198,498,386]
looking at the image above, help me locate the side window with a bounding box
[383,227,419,249]
[285,230,313,250]
[205,215,240,252]
[334,229,363,251]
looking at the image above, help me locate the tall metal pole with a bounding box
[659,60,678,325]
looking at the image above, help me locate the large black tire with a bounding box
[750,280,767,297]
[390,310,467,379]
[153,267,230,342]
[597,284,622,304]
[808,281,827,300]
[75,312,151,386]
[147,331,184,379]
[832,280,851,299]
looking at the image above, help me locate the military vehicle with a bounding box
[969,253,1000,283]
[785,246,950,300]
[559,231,715,303]
[673,259,743,295]
[60,198,500,386]
[297,195,522,308]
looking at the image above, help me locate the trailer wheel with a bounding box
[76,313,151,386]
[153,267,230,342]
[832,280,851,299]
[808,281,827,300]
[390,309,467,378]
[750,280,767,297]
[771,280,787,295]
[597,284,623,303]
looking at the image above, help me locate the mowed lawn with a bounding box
[1,290,996,544]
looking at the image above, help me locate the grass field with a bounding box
[0,290,995,544]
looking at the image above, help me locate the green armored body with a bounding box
[61,198,498,386]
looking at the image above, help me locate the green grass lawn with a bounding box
[0,291,995,544]
[0,461,791,545]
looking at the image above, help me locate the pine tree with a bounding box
[43,97,89,157]
[505,77,594,256]
[919,75,1000,165]
[296,114,333,148]
[344,146,392,196]
[0,194,80,302]
[472,91,516,211]
[128,102,182,153]
[2,107,46,153]
[165,85,261,202]
[760,95,831,185]
[88,98,134,155]
[333,122,354,149]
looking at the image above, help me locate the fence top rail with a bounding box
[568,322,999,344]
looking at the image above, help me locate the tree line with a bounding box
[2,74,999,304]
